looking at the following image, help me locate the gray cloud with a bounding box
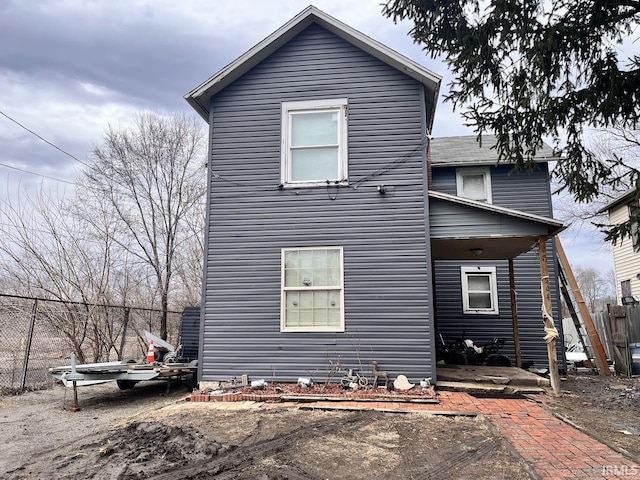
[0,1,243,110]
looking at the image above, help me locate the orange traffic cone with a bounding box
[147,340,155,364]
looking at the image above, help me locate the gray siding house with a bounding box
[429,136,565,370]
[185,7,565,384]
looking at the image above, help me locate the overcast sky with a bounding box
[0,0,613,276]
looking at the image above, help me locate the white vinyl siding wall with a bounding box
[610,205,640,303]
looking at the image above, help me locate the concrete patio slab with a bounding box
[436,365,551,392]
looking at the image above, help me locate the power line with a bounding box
[0,109,91,168]
[0,161,75,185]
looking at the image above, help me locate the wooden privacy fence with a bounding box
[0,293,182,394]
[595,304,640,377]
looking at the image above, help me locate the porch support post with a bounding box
[508,258,522,368]
[538,236,561,394]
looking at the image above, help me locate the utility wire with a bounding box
[0,109,91,168]
[0,161,75,185]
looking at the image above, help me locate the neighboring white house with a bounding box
[600,189,640,304]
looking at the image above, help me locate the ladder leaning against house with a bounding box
[555,238,611,375]
[558,265,597,373]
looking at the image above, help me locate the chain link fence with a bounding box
[0,294,181,394]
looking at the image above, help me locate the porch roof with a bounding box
[428,190,566,260]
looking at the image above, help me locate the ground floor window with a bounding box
[281,247,344,332]
[461,266,499,314]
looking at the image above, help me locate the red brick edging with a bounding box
[185,392,283,403]
[184,391,437,403]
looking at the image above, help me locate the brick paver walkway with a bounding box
[265,391,640,480]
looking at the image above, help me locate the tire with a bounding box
[163,352,177,364]
[446,351,467,365]
[340,378,351,388]
[184,373,197,391]
[116,380,138,390]
[487,354,512,367]
[358,376,368,386]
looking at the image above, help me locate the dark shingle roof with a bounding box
[430,135,559,167]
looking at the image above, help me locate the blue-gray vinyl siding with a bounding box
[180,307,201,362]
[431,164,565,369]
[201,24,435,383]
[429,198,553,239]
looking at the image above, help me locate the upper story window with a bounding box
[461,266,499,314]
[281,99,348,187]
[456,167,492,203]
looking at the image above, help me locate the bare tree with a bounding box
[554,125,640,239]
[173,199,206,307]
[82,112,206,339]
[573,266,616,314]
[0,190,116,362]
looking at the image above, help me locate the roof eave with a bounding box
[431,156,563,168]
[184,6,442,123]
[597,188,638,214]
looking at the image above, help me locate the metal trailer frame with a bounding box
[48,331,198,393]
[49,359,198,389]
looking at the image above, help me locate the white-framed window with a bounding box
[281,99,348,187]
[456,167,492,203]
[621,279,632,298]
[281,247,345,332]
[461,266,499,314]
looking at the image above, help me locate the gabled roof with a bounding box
[185,6,442,124]
[598,188,638,213]
[430,135,561,167]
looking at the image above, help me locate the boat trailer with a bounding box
[49,332,198,410]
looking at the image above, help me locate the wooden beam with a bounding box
[555,237,611,375]
[508,258,522,368]
[538,236,561,394]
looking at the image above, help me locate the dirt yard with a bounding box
[0,372,638,479]
[546,373,640,459]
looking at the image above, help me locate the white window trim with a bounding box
[280,246,345,333]
[456,167,492,203]
[281,98,348,187]
[461,266,499,315]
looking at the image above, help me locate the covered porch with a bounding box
[428,191,566,392]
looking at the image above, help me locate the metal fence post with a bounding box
[20,298,38,390]
[118,307,130,361]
